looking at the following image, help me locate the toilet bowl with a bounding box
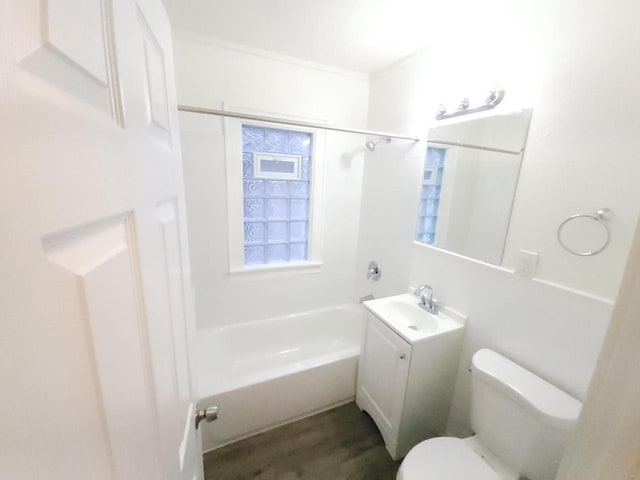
[397,349,582,480]
[397,437,508,480]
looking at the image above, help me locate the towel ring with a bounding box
[557,208,613,256]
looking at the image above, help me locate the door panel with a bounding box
[43,213,161,480]
[47,0,110,81]
[0,0,202,478]
[157,200,192,407]
[137,6,172,143]
[18,0,121,119]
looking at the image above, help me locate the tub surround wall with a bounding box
[357,0,640,435]
[174,33,369,329]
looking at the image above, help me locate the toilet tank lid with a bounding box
[472,349,582,423]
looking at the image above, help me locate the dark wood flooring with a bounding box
[203,402,401,480]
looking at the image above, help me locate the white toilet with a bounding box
[398,349,582,480]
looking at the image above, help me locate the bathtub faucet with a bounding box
[414,284,438,314]
[359,294,374,304]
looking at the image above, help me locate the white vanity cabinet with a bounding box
[356,295,466,460]
[357,314,411,451]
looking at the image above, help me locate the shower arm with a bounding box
[177,105,421,143]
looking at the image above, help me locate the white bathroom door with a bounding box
[0,1,203,479]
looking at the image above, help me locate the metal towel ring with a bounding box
[557,208,613,256]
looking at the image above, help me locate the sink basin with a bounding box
[363,293,466,343]
[385,301,438,333]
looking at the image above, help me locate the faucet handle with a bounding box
[367,261,382,281]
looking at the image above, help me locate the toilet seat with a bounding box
[397,437,503,480]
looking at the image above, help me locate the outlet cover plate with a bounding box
[514,250,539,278]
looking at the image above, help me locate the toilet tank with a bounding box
[470,349,582,480]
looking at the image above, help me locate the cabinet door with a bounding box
[358,314,412,440]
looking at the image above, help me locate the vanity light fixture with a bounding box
[436,86,505,120]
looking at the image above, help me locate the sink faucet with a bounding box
[413,284,439,314]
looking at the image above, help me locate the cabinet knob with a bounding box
[399,354,406,360]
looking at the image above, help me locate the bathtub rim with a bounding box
[196,302,365,398]
[198,302,364,337]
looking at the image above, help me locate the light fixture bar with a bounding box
[435,86,505,120]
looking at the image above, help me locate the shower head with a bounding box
[365,136,391,152]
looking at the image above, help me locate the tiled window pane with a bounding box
[416,147,446,244]
[245,245,265,265]
[289,181,308,198]
[242,124,313,266]
[301,157,311,180]
[290,199,308,220]
[422,185,441,200]
[267,180,288,197]
[244,222,265,244]
[423,199,439,216]
[290,222,307,242]
[266,244,288,263]
[244,179,265,197]
[242,154,253,178]
[267,222,288,243]
[419,232,435,244]
[243,126,265,152]
[418,216,437,233]
[244,198,265,220]
[427,147,446,167]
[288,131,312,156]
[265,128,289,153]
[267,198,288,220]
[290,243,307,261]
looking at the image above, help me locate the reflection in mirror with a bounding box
[415,109,533,265]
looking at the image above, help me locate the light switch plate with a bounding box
[514,250,539,278]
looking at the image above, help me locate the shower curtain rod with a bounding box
[427,139,522,155]
[178,105,421,142]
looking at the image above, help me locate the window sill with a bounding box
[229,261,323,278]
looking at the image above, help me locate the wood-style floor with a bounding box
[203,402,401,480]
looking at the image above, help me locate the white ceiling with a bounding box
[162,0,442,74]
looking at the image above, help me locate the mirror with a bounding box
[415,109,533,265]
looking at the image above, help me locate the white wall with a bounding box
[357,0,640,435]
[409,248,612,436]
[174,33,369,328]
[355,54,430,302]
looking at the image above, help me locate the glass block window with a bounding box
[242,124,313,266]
[416,147,446,244]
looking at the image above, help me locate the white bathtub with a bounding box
[197,303,365,452]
